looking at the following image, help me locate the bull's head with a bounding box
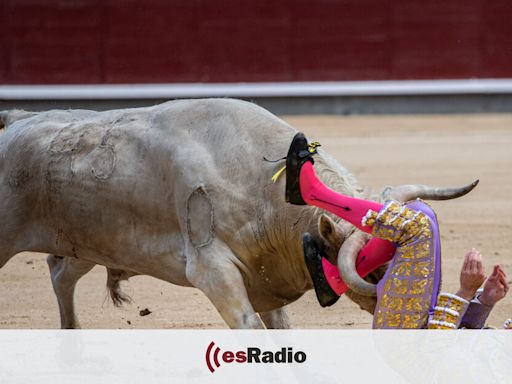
[318,180,479,297]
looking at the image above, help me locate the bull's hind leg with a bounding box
[46,255,95,329]
[260,307,291,329]
[186,238,265,329]
[0,250,14,270]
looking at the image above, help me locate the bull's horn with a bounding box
[381,179,479,203]
[337,231,377,297]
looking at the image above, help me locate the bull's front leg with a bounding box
[260,307,291,329]
[46,255,95,329]
[185,238,265,329]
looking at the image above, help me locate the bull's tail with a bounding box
[106,268,132,307]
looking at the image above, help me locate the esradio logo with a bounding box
[205,341,307,373]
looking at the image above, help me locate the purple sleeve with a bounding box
[459,294,493,329]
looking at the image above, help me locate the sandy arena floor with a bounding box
[1,114,511,329]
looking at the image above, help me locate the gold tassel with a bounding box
[308,141,321,153]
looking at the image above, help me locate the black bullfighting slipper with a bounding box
[285,132,318,205]
[302,232,340,308]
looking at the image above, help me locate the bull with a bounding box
[0,99,477,328]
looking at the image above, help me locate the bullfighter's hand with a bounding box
[479,265,509,306]
[457,248,486,301]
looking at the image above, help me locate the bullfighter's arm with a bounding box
[459,289,493,329]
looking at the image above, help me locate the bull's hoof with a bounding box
[285,132,314,205]
[302,233,340,308]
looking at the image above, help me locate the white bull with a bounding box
[0,99,477,328]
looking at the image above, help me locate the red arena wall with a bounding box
[1,0,511,85]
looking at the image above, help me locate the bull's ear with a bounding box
[318,214,344,250]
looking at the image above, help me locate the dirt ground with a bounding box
[1,114,511,329]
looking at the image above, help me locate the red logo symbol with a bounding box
[205,341,221,373]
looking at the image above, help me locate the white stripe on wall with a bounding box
[1,79,512,100]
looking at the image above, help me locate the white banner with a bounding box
[0,330,510,384]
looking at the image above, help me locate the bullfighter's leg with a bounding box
[259,307,291,329]
[286,133,396,306]
[286,133,383,233]
[321,237,395,296]
[302,232,395,307]
[185,238,265,329]
[47,255,95,329]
